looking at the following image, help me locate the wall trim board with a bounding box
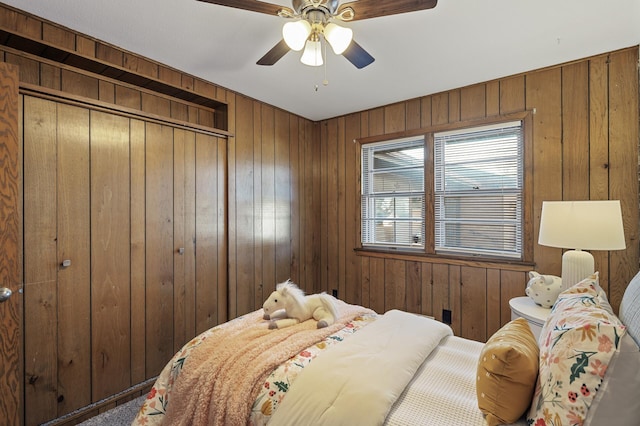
[20,83,231,138]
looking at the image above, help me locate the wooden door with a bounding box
[0,62,21,426]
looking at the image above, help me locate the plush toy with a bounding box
[262,279,338,329]
[526,271,562,308]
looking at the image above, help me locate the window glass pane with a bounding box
[362,137,425,249]
[434,121,524,258]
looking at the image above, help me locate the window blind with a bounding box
[434,121,523,258]
[362,137,425,249]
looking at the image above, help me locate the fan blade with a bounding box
[340,0,437,21]
[342,40,374,69]
[257,39,291,65]
[196,0,283,16]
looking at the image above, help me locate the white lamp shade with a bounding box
[538,200,626,290]
[538,200,626,250]
[300,39,323,66]
[324,22,353,55]
[282,20,311,51]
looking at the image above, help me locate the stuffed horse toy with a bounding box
[263,279,338,329]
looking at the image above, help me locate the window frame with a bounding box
[356,112,533,264]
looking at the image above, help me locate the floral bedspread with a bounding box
[132,311,377,425]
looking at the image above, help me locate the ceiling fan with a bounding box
[197,0,438,69]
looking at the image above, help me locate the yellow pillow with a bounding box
[476,317,539,426]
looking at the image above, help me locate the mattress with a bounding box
[386,335,527,426]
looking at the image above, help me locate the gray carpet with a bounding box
[77,395,145,426]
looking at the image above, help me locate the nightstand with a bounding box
[509,296,551,341]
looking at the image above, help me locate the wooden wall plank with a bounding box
[344,113,361,305]
[369,258,385,313]
[289,115,301,285]
[486,81,500,117]
[274,109,291,284]
[486,269,501,337]
[449,265,461,336]
[526,68,563,276]
[217,136,228,323]
[405,261,421,313]
[384,259,406,311]
[253,101,264,302]
[432,93,449,125]
[500,270,527,326]
[431,263,449,323]
[234,95,255,315]
[56,103,91,414]
[61,70,99,100]
[195,133,220,333]
[420,263,433,317]
[562,61,590,201]
[90,111,131,401]
[310,121,322,293]
[261,105,276,292]
[608,48,639,310]
[499,75,525,114]
[460,84,486,121]
[588,56,612,293]
[384,103,405,133]
[406,99,421,130]
[460,266,487,342]
[325,119,338,294]
[337,117,346,301]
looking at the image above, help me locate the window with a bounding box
[361,137,425,249]
[360,119,525,260]
[434,121,523,258]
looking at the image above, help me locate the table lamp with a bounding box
[538,200,626,292]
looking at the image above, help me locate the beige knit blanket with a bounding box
[162,300,374,425]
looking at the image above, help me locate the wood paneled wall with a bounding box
[1,3,639,425]
[313,47,639,340]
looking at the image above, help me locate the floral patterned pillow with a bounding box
[527,275,627,426]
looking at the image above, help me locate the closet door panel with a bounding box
[56,103,91,414]
[173,129,197,350]
[184,131,197,342]
[145,122,174,376]
[173,129,186,351]
[90,111,131,401]
[23,96,58,426]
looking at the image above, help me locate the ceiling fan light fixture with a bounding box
[300,39,323,66]
[282,20,312,51]
[323,22,353,55]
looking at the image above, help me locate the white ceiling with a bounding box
[3,0,639,121]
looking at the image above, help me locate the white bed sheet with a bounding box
[386,335,528,426]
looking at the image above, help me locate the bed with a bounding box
[132,271,640,426]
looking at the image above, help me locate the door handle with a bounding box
[0,287,12,302]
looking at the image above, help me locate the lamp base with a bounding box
[561,249,595,292]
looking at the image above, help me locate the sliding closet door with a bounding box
[21,92,228,423]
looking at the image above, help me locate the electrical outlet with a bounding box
[443,309,452,324]
[332,289,338,298]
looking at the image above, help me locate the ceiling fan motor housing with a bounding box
[292,0,339,16]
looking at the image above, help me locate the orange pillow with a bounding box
[476,317,539,426]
